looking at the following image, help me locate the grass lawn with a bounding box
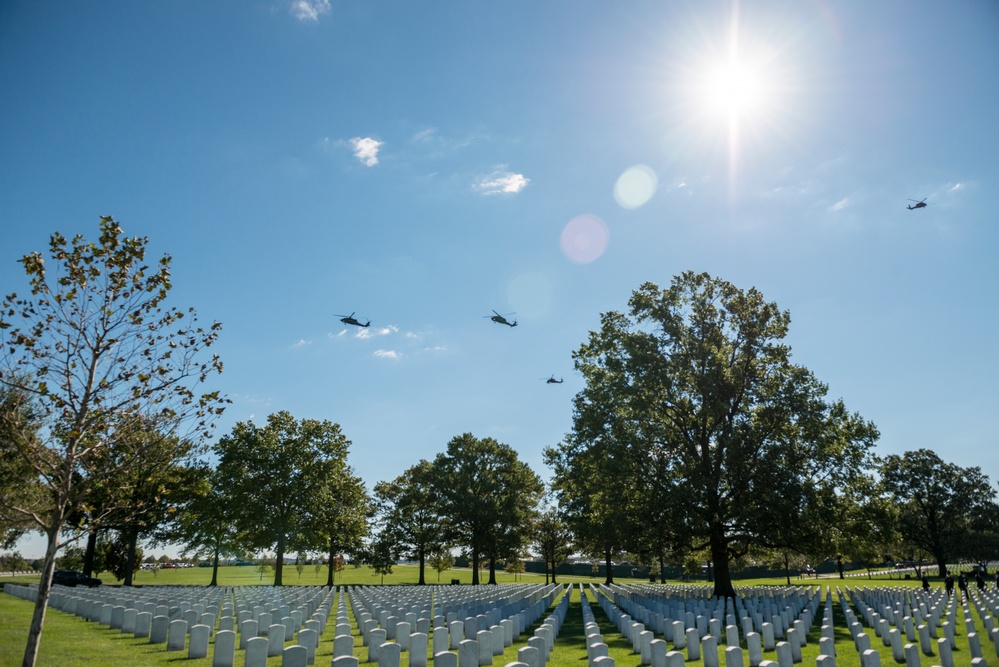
[2,569,994,667]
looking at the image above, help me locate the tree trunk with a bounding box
[709,525,736,598]
[784,553,791,586]
[123,526,139,586]
[837,555,845,579]
[936,556,947,577]
[604,546,613,585]
[83,529,98,577]
[488,557,497,585]
[22,516,62,667]
[471,550,480,585]
[418,548,426,586]
[210,547,219,587]
[327,541,336,587]
[551,559,557,585]
[659,553,667,584]
[274,535,285,586]
[544,561,550,585]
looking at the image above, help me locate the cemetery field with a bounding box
[3,577,996,667]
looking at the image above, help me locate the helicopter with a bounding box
[543,375,564,384]
[907,198,929,210]
[334,312,370,328]
[485,310,517,327]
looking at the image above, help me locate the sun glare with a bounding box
[703,60,767,117]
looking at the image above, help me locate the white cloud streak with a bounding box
[473,169,530,195]
[290,0,331,22]
[374,350,400,360]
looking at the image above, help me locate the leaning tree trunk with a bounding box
[22,515,63,667]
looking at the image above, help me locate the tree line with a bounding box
[2,220,997,667]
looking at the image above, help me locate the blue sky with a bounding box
[2,1,998,557]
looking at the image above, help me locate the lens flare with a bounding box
[560,215,609,264]
[614,165,659,209]
[506,270,554,318]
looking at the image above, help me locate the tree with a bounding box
[214,411,352,585]
[880,449,997,576]
[555,272,878,597]
[429,548,454,583]
[87,415,203,586]
[532,503,572,585]
[171,468,243,587]
[367,531,397,584]
[430,433,543,585]
[373,460,446,585]
[0,217,225,667]
[0,386,46,550]
[545,427,640,584]
[305,465,370,587]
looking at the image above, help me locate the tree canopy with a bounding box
[430,433,543,585]
[549,271,879,597]
[213,410,353,585]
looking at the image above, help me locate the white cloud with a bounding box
[374,349,400,360]
[473,169,530,195]
[292,339,312,348]
[831,198,850,211]
[349,137,383,166]
[354,325,398,339]
[290,0,331,22]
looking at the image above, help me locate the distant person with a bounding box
[945,573,954,595]
[975,573,984,590]
[921,575,930,592]
[958,573,968,600]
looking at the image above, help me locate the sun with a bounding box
[703,59,768,118]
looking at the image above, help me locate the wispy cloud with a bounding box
[355,325,398,339]
[374,349,400,360]
[347,137,383,166]
[290,0,331,22]
[473,169,530,195]
[291,338,312,348]
[831,197,850,211]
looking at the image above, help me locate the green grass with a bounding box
[2,572,995,667]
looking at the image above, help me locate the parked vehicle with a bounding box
[52,570,102,587]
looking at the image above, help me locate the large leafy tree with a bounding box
[0,217,225,667]
[306,465,370,587]
[880,448,997,576]
[214,410,353,586]
[430,433,543,585]
[557,271,878,597]
[545,427,642,584]
[373,459,445,585]
[170,467,243,587]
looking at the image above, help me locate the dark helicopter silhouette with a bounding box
[543,375,564,384]
[485,310,517,327]
[334,312,370,328]
[907,198,929,210]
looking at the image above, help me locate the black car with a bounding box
[52,570,102,587]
